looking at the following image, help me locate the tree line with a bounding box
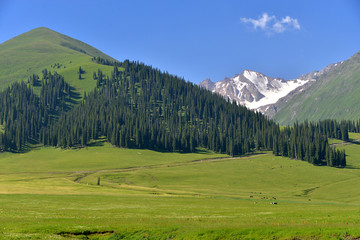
[42,63,276,155]
[0,71,72,151]
[0,59,353,167]
[273,121,346,167]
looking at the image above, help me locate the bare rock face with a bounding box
[199,78,215,91]
[298,63,338,80]
[258,80,316,118]
[199,63,339,117]
[199,70,309,112]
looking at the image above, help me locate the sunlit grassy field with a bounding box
[0,27,116,94]
[1,139,360,239]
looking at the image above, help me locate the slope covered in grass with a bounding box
[274,51,360,125]
[0,27,116,93]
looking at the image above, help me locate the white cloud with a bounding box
[241,13,301,35]
[241,13,274,31]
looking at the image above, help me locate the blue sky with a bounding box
[0,0,359,83]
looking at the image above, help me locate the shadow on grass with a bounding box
[10,139,43,154]
[87,139,106,147]
[65,86,82,110]
[69,86,82,99]
[344,165,360,170]
[349,139,360,145]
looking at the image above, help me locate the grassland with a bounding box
[0,27,116,94]
[1,138,360,239]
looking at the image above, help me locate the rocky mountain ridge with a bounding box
[273,51,360,125]
[199,63,339,117]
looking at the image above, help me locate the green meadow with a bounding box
[1,138,360,239]
[0,27,116,94]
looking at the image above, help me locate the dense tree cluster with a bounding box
[43,63,276,155]
[91,56,120,66]
[317,119,350,141]
[0,82,40,151]
[274,121,346,167]
[0,59,351,167]
[0,71,71,151]
[40,70,72,113]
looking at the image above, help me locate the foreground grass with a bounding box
[1,193,360,240]
[1,141,360,239]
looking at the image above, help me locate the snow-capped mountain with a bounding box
[199,64,338,115]
[199,70,310,111]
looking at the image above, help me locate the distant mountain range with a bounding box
[274,51,360,125]
[199,70,311,111]
[199,54,359,125]
[1,28,360,127]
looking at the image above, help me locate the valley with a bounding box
[0,26,359,240]
[1,137,360,239]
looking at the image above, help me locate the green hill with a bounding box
[274,51,360,125]
[0,28,348,167]
[0,27,116,93]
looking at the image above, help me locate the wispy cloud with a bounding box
[241,13,300,35]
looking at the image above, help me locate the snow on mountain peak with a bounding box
[199,70,310,111]
[198,61,342,117]
[243,70,269,92]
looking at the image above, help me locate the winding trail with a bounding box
[329,138,360,147]
[73,153,269,183]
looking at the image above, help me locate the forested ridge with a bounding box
[44,61,276,155]
[0,59,354,167]
[0,70,72,151]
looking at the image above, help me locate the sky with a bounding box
[0,0,359,83]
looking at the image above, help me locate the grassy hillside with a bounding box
[274,51,360,125]
[1,141,360,239]
[0,27,116,93]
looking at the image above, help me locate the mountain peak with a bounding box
[199,78,215,91]
[242,69,263,75]
[2,27,61,46]
[26,27,64,37]
[0,27,117,89]
[0,27,115,61]
[30,26,55,32]
[199,69,309,110]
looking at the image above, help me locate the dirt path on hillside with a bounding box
[72,153,269,183]
[0,153,268,183]
[329,138,360,147]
